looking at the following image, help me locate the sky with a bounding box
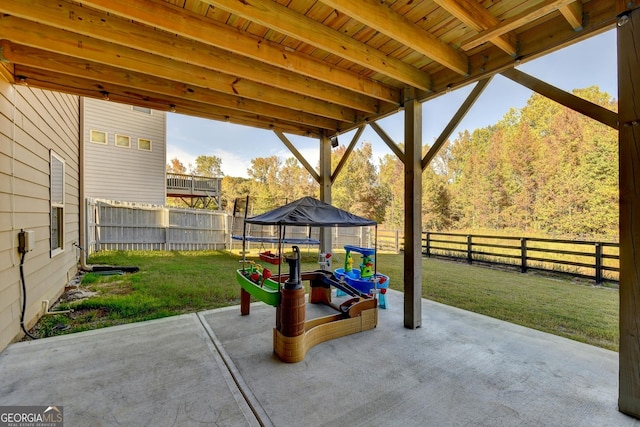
[166,29,617,178]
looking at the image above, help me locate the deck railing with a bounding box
[166,173,221,194]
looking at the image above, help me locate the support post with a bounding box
[595,243,602,284]
[319,133,332,254]
[618,7,640,418]
[403,88,422,329]
[425,232,430,257]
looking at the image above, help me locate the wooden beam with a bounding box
[618,7,640,418]
[331,125,366,183]
[0,41,346,129]
[0,19,356,124]
[319,134,333,254]
[403,87,422,329]
[501,68,618,129]
[560,2,584,30]
[422,77,492,170]
[274,131,321,183]
[201,0,433,90]
[0,3,383,114]
[460,0,580,51]
[319,0,468,75]
[71,0,400,104]
[434,0,518,56]
[0,61,13,83]
[369,122,405,162]
[14,65,323,137]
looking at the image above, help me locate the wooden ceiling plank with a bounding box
[2,41,343,130]
[0,1,382,113]
[200,0,433,90]
[501,68,618,129]
[460,0,580,52]
[68,0,401,104]
[14,64,323,137]
[319,0,469,75]
[433,0,518,56]
[0,18,356,123]
[559,2,584,30]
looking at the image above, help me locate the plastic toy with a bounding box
[334,245,390,308]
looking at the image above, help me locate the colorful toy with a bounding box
[334,245,390,308]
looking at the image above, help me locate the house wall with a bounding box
[83,98,166,205]
[0,80,80,352]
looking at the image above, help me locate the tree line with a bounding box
[167,86,618,240]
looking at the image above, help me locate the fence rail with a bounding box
[377,229,402,253]
[422,231,619,284]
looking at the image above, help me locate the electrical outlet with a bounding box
[18,230,35,253]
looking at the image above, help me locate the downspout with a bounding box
[78,97,90,271]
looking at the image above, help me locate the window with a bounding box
[90,129,107,144]
[138,138,152,151]
[132,106,152,114]
[50,151,65,256]
[115,134,131,148]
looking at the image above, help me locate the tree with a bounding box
[166,157,186,174]
[379,153,404,229]
[194,155,224,177]
[331,142,390,222]
[444,86,618,239]
[247,156,282,213]
[279,157,319,201]
[221,176,254,213]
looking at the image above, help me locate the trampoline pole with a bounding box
[374,225,378,276]
[277,225,282,282]
[242,220,247,267]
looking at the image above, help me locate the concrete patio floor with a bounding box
[1,290,637,427]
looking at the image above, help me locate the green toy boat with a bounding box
[236,268,281,307]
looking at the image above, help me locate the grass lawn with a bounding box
[33,249,619,351]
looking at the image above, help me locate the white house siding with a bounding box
[0,81,80,352]
[83,98,166,205]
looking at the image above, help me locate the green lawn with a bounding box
[33,249,618,351]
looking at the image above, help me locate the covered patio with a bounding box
[1,0,639,420]
[0,290,634,426]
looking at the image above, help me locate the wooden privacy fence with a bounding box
[86,199,228,254]
[423,231,619,283]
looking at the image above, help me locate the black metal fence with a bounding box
[422,231,619,284]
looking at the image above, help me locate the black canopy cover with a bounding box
[245,196,376,227]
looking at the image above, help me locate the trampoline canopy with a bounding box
[245,197,376,227]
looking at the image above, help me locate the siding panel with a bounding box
[0,82,80,352]
[84,98,166,205]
